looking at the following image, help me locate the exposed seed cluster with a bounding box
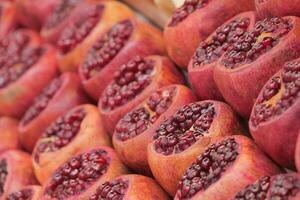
[21,77,63,125]
[115,87,176,141]
[89,178,129,200]
[101,56,154,111]
[7,189,33,200]
[269,174,300,199]
[153,102,215,155]
[222,18,293,69]
[193,17,250,67]
[0,159,7,197]
[177,138,239,199]
[44,149,110,199]
[168,0,209,27]
[81,20,133,79]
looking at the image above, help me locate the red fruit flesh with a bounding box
[256,0,300,19]
[233,173,300,200]
[296,132,300,172]
[214,16,300,118]
[99,55,184,135]
[164,0,255,69]
[188,11,257,100]
[19,72,88,152]
[148,100,243,196]
[89,174,170,200]
[0,30,58,118]
[249,58,300,169]
[41,146,128,200]
[58,1,134,73]
[6,185,42,200]
[0,1,17,37]
[0,150,37,200]
[79,18,166,101]
[32,104,111,184]
[174,135,281,200]
[113,85,196,175]
[0,117,21,153]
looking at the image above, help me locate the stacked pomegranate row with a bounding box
[0,0,299,200]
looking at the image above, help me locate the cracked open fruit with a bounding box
[249,58,300,169]
[0,0,18,37]
[188,11,257,100]
[164,0,255,69]
[0,30,58,118]
[147,100,243,196]
[57,0,134,73]
[89,174,170,200]
[6,185,42,200]
[233,173,300,200]
[255,0,300,19]
[79,18,166,101]
[113,84,196,175]
[32,104,111,184]
[41,146,128,200]
[19,72,88,152]
[174,135,282,200]
[0,150,37,200]
[0,117,21,153]
[98,55,184,135]
[214,16,300,118]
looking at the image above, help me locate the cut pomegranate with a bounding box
[6,185,42,200]
[32,104,111,184]
[0,0,18,37]
[188,11,257,100]
[41,146,128,200]
[0,30,58,118]
[89,174,169,200]
[19,72,88,152]
[98,55,184,135]
[0,150,37,199]
[174,135,282,200]
[0,117,21,153]
[79,18,166,101]
[249,58,300,169]
[233,173,300,200]
[148,100,243,196]
[113,84,196,175]
[57,1,134,73]
[164,0,255,69]
[215,16,300,118]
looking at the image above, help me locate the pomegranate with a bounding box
[249,58,300,169]
[188,11,257,100]
[41,146,128,200]
[19,72,88,152]
[296,132,300,172]
[79,18,166,101]
[214,16,300,118]
[256,0,300,19]
[6,185,42,200]
[148,100,243,196]
[174,135,282,200]
[113,84,196,175]
[0,30,58,118]
[98,55,184,135]
[0,0,18,37]
[233,173,300,200]
[32,104,111,184]
[58,1,134,73]
[0,150,37,200]
[164,0,255,69]
[0,117,21,153]
[89,174,170,200]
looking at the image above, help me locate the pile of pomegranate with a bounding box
[0,0,299,199]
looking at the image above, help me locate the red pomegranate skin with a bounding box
[214,16,300,118]
[256,0,300,19]
[18,72,89,152]
[0,1,18,37]
[173,135,282,200]
[296,132,300,172]
[164,0,255,69]
[112,84,197,175]
[0,117,21,153]
[79,18,166,101]
[188,11,258,101]
[5,185,42,200]
[0,30,58,118]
